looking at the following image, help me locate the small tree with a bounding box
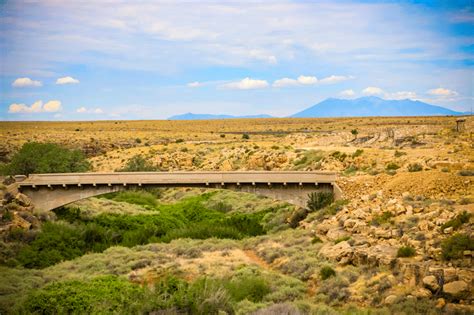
[2,142,90,175]
[307,191,334,211]
[117,155,158,172]
[351,129,358,140]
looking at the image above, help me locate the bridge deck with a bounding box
[17,171,336,187]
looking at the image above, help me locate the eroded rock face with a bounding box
[319,241,353,262]
[15,193,31,207]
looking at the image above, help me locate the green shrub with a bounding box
[135,138,142,144]
[397,246,416,257]
[441,211,471,231]
[226,275,271,302]
[311,236,322,244]
[175,139,184,143]
[293,150,324,170]
[18,276,145,313]
[394,150,406,157]
[334,236,350,244]
[408,163,423,172]
[307,191,334,212]
[371,211,393,226]
[385,162,400,170]
[105,190,159,208]
[458,170,474,176]
[441,233,474,260]
[352,149,364,158]
[242,133,250,140]
[343,165,358,175]
[220,134,226,138]
[117,155,158,172]
[320,266,336,280]
[2,142,90,175]
[331,151,347,162]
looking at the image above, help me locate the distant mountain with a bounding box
[168,113,273,120]
[291,96,462,118]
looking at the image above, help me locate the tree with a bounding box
[351,129,358,140]
[2,142,90,175]
[117,155,158,172]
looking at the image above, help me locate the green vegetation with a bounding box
[320,266,336,280]
[18,276,145,314]
[12,193,269,269]
[117,154,158,172]
[1,142,90,175]
[397,246,416,257]
[394,150,407,157]
[441,211,471,231]
[334,236,350,244]
[408,163,423,172]
[350,129,358,139]
[352,149,364,158]
[307,191,334,212]
[385,162,400,170]
[104,190,159,208]
[331,151,347,162]
[371,211,393,226]
[441,233,474,260]
[293,150,324,170]
[458,169,474,176]
[242,133,250,139]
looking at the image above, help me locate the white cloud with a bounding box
[187,81,203,88]
[297,75,318,85]
[386,91,417,100]
[8,100,62,113]
[56,76,80,84]
[427,88,458,97]
[362,86,384,95]
[12,77,42,87]
[221,77,269,90]
[319,75,354,84]
[340,89,355,97]
[273,78,299,88]
[76,107,104,114]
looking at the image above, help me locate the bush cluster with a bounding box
[307,191,334,212]
[14,194,268,268]
[117,154,158,172]
[441,233,474,260]
[1,142,90,175]
[397,246,416,258]
[441,211,471,231]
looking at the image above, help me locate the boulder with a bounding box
[15,193,31,207]
[422,275,440,292]
[326,227,349,241]
[414,288,432,298]
[319,241,353,262]
[443,280,470,300]
[384,294,398,305]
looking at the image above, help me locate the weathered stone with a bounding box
[443,227,453,234]
[414,288,432,298]
[435,298,446,309]
[15,193,31,207]
[319,241,353,262]
[422,275,440,292]
[384,294,398,304]
[326,227,349,241]
[443,281,469,300]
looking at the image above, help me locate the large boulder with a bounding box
[423,275,440,292]
[319,241,353,262]
[443,280,470,300]
[15,193,31,207]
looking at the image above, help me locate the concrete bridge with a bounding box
[16,171,341,210]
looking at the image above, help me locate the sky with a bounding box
[0,0,473,120]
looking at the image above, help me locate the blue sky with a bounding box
[0,0,473,120]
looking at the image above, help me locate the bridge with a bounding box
[16,171,341,210]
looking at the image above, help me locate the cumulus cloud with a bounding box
[362,86,384,95]
[221,77,269,90]
[340,89,355,97]
[272,78,299,88]
[187,81,203,88]
[297,75,318,85]
[386,91,417,100]
[8,100,62,113]
[76,107,104,114]
[12,77,42,87]
[427,88,458,97]
[56,76,80,84]
[319,75,354,84]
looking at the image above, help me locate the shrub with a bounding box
[135,138,142,144]
[242,133,250,140]
[117,155,158,172]
[18,276,146,313]
[292,150,324,170]
[220,134,226,138]
[352,149,364,158]
[441,211,471,231]
[371,211,393,226]
[385,162,400,170]
[307,191,334,212]
[458,170,474,176]
[408,163,423,172]
[1,142,90,175]
[105,190,159,208]
[226,275,271,303]
[317,277,350,305]
[320,266,336,280]
[334,236,350,244]
[394,150,406,157]
[350,129,358,139]
[175,139,184,143]
[331,151,347,162]
[441,233,474,260]
[311,236,322,244]
[397,246,416,257]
